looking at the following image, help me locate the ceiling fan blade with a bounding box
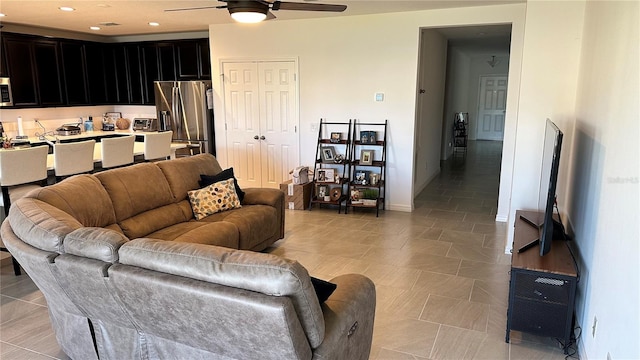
[165,5,225,12]
[274,1,347,12]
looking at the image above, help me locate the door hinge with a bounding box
[294,73,297,82]
[295,125,297,133]
[224,123,227,131]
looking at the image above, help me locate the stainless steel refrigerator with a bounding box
[154,80,215,156]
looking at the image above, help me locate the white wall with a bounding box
[209,4,526,212]
[413,29,447,196]
[505,0,586,242]
[442,48,471,159]
[567,1,639,358]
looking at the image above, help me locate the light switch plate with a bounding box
[375,93,384,102]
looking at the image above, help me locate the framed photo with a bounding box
[354,170,370,185]
[317,185,329,198]
[360,131,376,144]
[321,146,336,162]
[317,168,335,183]
[105,112,122,122]
[360,149,374,165]
[330,132,341,143]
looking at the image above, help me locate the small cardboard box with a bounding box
[280,180,312,210]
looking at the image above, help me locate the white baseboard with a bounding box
[495,214,508,222]
[389,204,412,212]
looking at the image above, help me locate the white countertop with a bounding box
[27,129,156,144]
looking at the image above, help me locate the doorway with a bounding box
[413,24,511,203]
[221,60,299,189]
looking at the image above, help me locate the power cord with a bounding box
[557,324,581,359]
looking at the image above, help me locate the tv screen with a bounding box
[538,119,563,255]
[518,119,563,255]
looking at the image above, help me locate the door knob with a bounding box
[254,135,259,140]
[260,136,266,140]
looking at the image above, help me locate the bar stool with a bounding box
[53,140,96,182]
[100,135,135,169]
[143,131,172,161]
[0,145,49,275]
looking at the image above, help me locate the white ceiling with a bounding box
[0,0,521,37]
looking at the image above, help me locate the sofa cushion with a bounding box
[64,227,129,263]
[146,221,239,248]
[95,163,176,226]
[27,174,117,228]
[187,178,241,220]
[117,203,189,240]
[156,153,223,203]
[198,205,278,250]
[7,198,83,253]
[199,167,245,202]
[118,238,325,348]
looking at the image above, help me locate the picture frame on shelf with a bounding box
[317,184,329,198]
[105,112,122,122]
[350,189,363,203]
[360,149,374,165]
[330,132,341,143]
[321,146,336,162]
[360,131,376,144]
[330,187,342,201]
[354,170,370,185]
[317,168,335,183]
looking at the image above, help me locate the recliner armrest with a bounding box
[241,188,285,239]
[241,187,284,207]
[312,274,376,360]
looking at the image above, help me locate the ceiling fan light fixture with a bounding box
[228,3,269,23]
[231,11,267,23]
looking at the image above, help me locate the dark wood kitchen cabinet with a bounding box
[4,37,39,106]
[125,45,144,104]
[33,40,65,106]
[84,43,109,104]
[4,34,65,107]
[2,32,211,108]
[60,41,89,105]
[176,39,211,80]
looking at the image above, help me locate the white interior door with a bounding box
[222,60,299,188]
[476,76,507,140]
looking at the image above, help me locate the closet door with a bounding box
[222,60,299,188]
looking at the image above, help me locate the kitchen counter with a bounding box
[27,129,145,144]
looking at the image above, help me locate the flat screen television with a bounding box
[518,119,564,256]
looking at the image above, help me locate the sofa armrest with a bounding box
[242,188,285,238]
[312,274,376,360]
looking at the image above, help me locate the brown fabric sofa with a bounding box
[21,153,284,251]
[0,153,377,359]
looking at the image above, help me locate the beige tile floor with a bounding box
[0,140,571,359]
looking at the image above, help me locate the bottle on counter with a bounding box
[85,116,93,132]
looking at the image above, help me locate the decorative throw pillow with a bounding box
[310,276,337,304]
[200,167,245,202]
[188,178,242,220]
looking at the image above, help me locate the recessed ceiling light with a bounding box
[148,22,160,27]
[90,26,101,31]
[59,6,75,12]
[0,13,6,17]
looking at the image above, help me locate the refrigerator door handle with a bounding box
[172,86,181,135]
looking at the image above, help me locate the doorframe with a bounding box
[217,57,301,176]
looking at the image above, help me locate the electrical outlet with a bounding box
[592,316,598,337]
[310,124,317,132]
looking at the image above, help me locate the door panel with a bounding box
[477,76,507,140]
[223,60,299,188]
[223,62,261,188]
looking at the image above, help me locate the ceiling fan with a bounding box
[165,0,347,23]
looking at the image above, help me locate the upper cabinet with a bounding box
[176,39,211,80]
[3,34,63,107]
[60,41,89,105]
[1,33,211,108]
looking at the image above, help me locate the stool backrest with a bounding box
[144,131,172,161]
[54,140,96,177]
[0,145,49,186]
[101,136,135,168]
